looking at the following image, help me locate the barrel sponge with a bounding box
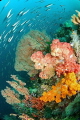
[14,30,51,76]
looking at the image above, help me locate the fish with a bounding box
[4,33,8,39]
[12,29,16,33]
[37,0,44,3]
[8,36,14,42]
[17,8,26,16]
[17,11,24,16]
[2,30,6,35]
[7,9,12,18]
[12,20,20,26]
[0,35,2,39]
[4,0,10,7]
[3,16,8,22]
[25,19,30,23]
[60,5,64,7]
[6,23,10,27]
[19,29,24,32]
[12,25,17,31]
[0,0,10,12]
[45,3,53,7]
[4,30,12,39]
[8,30,12,34]
[28,23,32,26]
[8,14,13,19]
[6,18,11,23]
[22,9,30,15]
[21,21,27,25]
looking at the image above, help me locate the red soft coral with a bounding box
[56,61,80,77]
[30,97,45,110]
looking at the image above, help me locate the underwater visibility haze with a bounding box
[0,0,80,120]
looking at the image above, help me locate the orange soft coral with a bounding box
[40,72,80,103]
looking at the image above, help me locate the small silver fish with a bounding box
[7,9,12,18]
[2,30,6,35]
[4,0,10,8]
[0,35,2,39]
[8,14,13,19]
[28,23,32,26]
[8,36,14,42]
[6,23,10,27]
[45,4,53,7]
[17,8,26,16]
[21,21,27,25]
[12,25,17,31]
[0,0,10,12]
[22,9,30,15]
[25,19,30,23]
[45,8,51,11]
[18,11,24,16]
[4,33,8,39]
[12,20,20,26]
[19,29,23,32]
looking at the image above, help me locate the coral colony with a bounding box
[1,10,80,120]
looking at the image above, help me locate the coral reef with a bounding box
[31,39,80,78]
[1,11,80,120]
[14,30,51,76]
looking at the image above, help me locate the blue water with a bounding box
[0,0,80,119]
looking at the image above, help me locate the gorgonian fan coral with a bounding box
[14,30,51,76]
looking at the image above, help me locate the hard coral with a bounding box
[71,10,80,25]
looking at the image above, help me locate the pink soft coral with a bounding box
[51,39,77,63]
[31,51,44,63]
[39,64,55,79]
[31,53,56,79]
[31,39,79,79]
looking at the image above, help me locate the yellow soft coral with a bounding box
[40,72,80,103]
